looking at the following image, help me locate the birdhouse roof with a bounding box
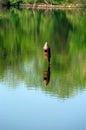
[43,42,49,50]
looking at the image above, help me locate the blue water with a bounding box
[0,8,86,130]
[0,82,86,130]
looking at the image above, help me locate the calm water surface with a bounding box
[0,8,86,130]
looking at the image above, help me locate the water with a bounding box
[0,8,86,130]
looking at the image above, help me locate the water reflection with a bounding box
[0,8,86,98]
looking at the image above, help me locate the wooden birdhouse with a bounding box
[43,42,50,60]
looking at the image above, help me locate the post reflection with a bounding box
[43,42,51,86]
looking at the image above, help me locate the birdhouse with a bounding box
[43,42,50,59]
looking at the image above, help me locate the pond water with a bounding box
[0,8,86,130]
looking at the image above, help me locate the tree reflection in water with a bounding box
[0,8,86,98]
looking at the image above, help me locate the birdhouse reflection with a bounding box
[43,42,51,62]
[43,63,50,86]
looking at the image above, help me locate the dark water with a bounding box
[0,8,86,130]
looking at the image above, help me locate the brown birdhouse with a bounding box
[43,42,50,60]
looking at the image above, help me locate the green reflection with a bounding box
[0,8,86,98]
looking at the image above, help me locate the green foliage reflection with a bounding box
[0,8,86,98]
